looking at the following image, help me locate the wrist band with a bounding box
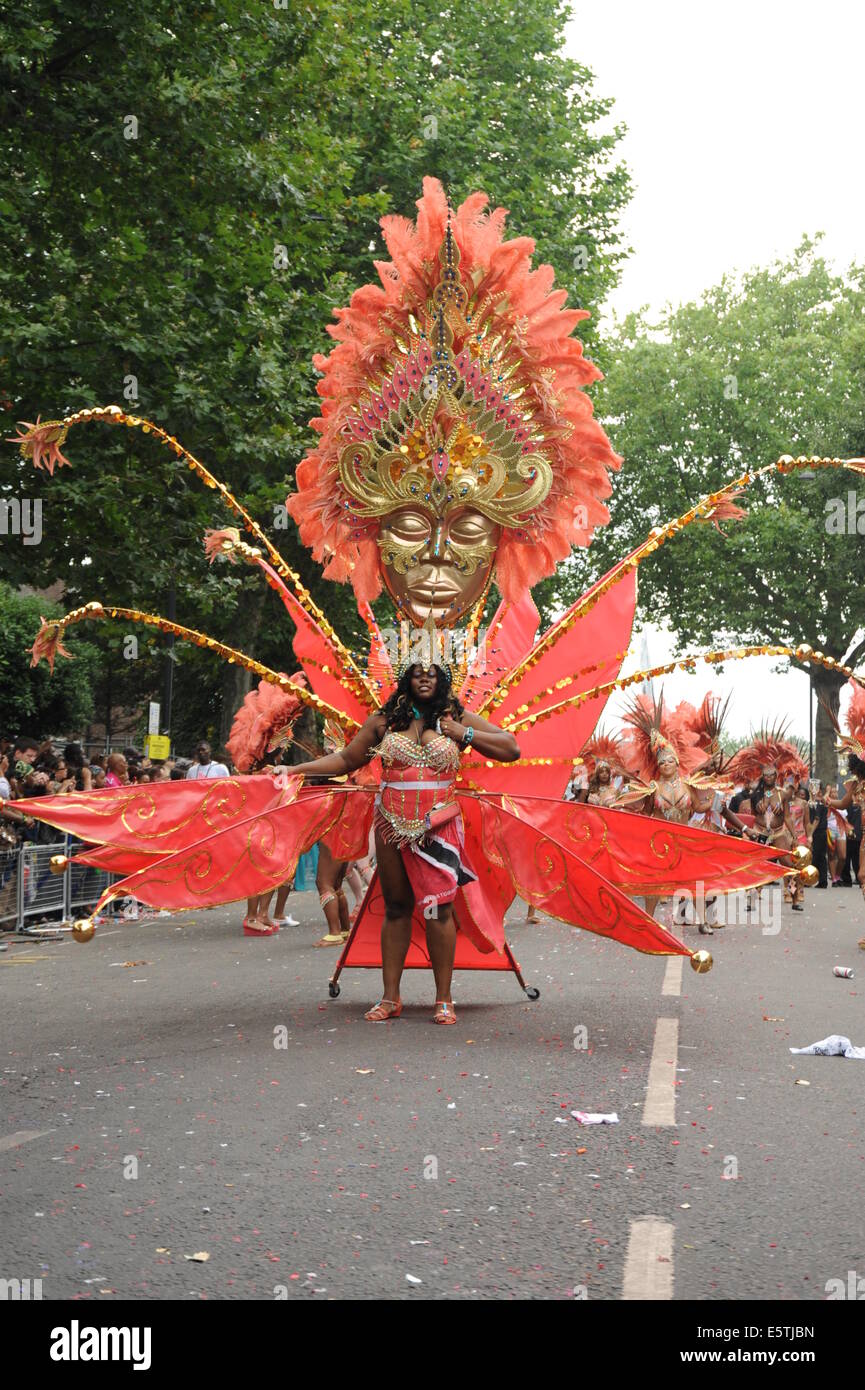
[462,726,474,747]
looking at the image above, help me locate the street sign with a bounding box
[148,702,160,735]
[145,733,171,760]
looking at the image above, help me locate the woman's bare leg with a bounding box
[425,903,456,1004]
[345,864,364,906]
[315,843,348,941]
[274,879,292,918]
[374,831,414,1004]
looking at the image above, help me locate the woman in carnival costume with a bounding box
[726,727,811,910]
[6,179,862,1010]
[824,682,865,906]
[615,691,763,932]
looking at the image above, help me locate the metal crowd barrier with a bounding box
[0,837,120,934]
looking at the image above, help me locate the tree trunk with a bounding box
[217,585,267,753]
[811,666,844,788]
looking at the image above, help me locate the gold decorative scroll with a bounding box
[37,405,377,707]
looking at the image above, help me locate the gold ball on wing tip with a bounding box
[690,949,713,973]
[71,919,96,943]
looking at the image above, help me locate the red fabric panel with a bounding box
[468,793,692,957]
[474,794,788,897]
[85,787,364,915]
[338,872,515,972]
[13,775,299,853]
[258,557,373,725]
[463,563,637,797]
[459,593,539,712]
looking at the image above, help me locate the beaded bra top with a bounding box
[377,731,461,775]
[374,732,461,846]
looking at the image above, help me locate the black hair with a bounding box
[849,753,865,780]
[380,664,463,733]
[14,734,40,752]
[63,742,85,768]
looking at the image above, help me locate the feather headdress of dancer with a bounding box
[816,680,865,764]
[677,692,733,772]
[225,673,309,772]
[725,721,809,784]
[581,728,627,783]
[620,690,705,786]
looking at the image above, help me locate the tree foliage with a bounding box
[576,241,865,777]
[0,581,100,735]
[0,0,630,746]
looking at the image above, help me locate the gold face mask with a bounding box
[378,505,499,626]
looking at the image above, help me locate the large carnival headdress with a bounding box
[724,721,809,784]
[621,690,704,783]
[287,177,620,626]
[677,692,732,771]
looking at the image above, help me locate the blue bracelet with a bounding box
[462,726,474,747]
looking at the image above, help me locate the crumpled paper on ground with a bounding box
[571,1110,619,1124]
[789,1034,865,1060]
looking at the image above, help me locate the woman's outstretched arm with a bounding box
[288,714,385,779]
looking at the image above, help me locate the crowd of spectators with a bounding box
[0,733,201,847]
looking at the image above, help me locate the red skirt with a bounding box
[374,808,477,919]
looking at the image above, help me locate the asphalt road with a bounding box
[1,883,863,1302]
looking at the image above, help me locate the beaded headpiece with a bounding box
[287,177,621,607]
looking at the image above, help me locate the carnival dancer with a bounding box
[726,728,810,911]
[287,656,519,1023]
[225,671,307,936]
[617,693,759,932]
[824,681,865,911]
[583,731,627,807]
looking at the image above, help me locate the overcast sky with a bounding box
[563,0,864,740]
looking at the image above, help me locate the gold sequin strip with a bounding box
[504,643,865,734]
[48,601,360,733]
[482,454,865,714]
[53,405,377,710]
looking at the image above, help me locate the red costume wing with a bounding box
[461,791,691,957]
[10,776,299,853]
[459,594,539,712]
[483,795,788,897]
[461,560,637,796]
[258,557,373,725]
[85,786,373,916]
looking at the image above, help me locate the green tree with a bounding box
[0,581,99,735]
[581,240,865,780]
[1,0,630,744]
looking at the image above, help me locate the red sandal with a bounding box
[364,998,402,1021]
[243,917,277,936]
[433,1001,457,1025]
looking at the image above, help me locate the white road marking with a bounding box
[662,957,683,996]
[0,1129,55,1153]
[622,1216,674,1299]
[643,1017,679,1126]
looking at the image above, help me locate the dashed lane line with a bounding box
[622,1216,674,1299]
[643,1016,679,1127]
